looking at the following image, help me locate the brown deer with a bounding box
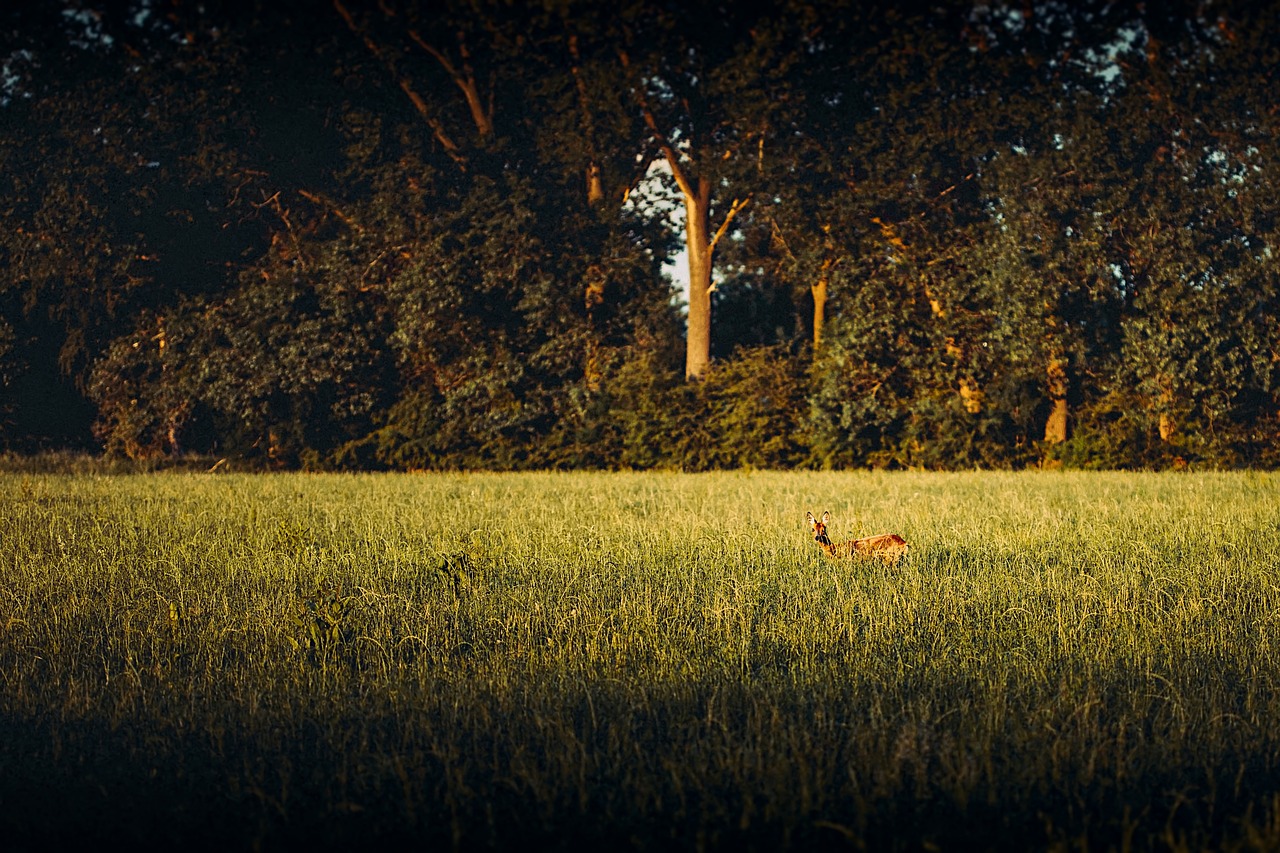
[806,511,909,564]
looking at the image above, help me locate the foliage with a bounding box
[3,1,1280,469]
[605,344,812,470]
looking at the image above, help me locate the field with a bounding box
[4,470,1280,851]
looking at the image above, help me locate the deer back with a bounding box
[850,533,909,564]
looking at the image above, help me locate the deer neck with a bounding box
[814,533,841,558]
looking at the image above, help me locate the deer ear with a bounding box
[806,511,816,528]
[821,511,831,525]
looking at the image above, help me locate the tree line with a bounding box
[2,0,1278,469]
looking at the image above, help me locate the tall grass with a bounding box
[3,471,1280,850]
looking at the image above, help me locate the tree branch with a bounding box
[709,195,751,254]
[618,48,695,200]
[568,33,605,205]
[298,189,364,236]
[333,0,467,165]
[407,29,494,138]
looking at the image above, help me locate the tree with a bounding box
[794,4,1021,467]
[1111,3,1280,461]
[603,3,815,379]
[0,1,284,449]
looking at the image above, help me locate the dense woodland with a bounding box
[2,0,1278,470]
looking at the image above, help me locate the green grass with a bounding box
[4,471,1280,850]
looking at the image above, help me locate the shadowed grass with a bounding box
[3,471,1280,850]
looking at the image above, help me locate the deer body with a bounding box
[806,511,908,564]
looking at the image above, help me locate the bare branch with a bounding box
[709,195,751,254]
[408,29,493,138]
[333,0,467,165]
[768,216,796,261]
[298,189,364,236]
[618,48,695,199]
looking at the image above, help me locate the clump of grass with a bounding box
[3,471,1280,850]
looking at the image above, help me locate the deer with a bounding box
[806,511,909,565]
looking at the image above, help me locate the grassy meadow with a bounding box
[4,470,1280,850]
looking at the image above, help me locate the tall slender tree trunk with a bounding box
[1157,378,1176,442]
[683,178,713,380]
[811,276,827,350]
[583,265,606,392]
[811,257,831,350]
[1044,356,1069,444]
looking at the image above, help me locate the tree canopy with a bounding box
[3,0,1278,469]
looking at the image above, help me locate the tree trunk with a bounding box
[618,49,748,381]
[584,264,606,392]
[811,268,828,350]
[684,178,713,380]
[586,163,604,206]
[1043,356,1069,444]
[1157,379,1176,442]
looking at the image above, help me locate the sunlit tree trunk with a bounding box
[811,260,829,350]
[1044,356,1069,444]
[1157,379,1176,442]
[683,178,714,379]
[585,163,604,206]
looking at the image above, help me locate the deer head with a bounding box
[806,511,834,548]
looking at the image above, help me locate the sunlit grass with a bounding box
[3,471,1280,850]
